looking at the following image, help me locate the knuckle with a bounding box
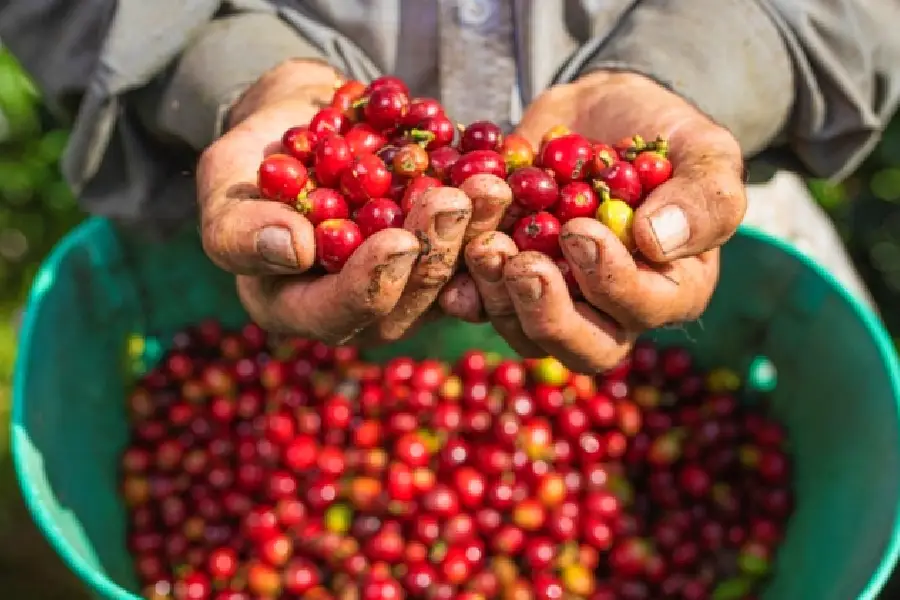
[482,296,516,318]
[413,253,454,290]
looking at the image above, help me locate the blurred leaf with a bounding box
[36,130,69,164]
[0,50,40,142]
[808,179,848,211]
[869,168,900,203]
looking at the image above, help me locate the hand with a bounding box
[197,60,509,346]
[442,71,746,373]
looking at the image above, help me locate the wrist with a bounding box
[226,58,344,130]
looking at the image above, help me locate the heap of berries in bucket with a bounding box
[125,321,791,600]
[256,75,673,286]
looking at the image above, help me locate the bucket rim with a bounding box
[10,217,900,600]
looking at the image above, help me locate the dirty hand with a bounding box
[442,71,747,373]
[197,60,509,346]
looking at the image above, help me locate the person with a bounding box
[0,0,897,374]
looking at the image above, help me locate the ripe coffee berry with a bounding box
[257,154,308,203]
[315,218,363,273]
[512,211,562,258]
[460,120,504,153]
[355,198,404,238]
[297,188,349,226]
[508,167,559,212]
[281,126,318,164]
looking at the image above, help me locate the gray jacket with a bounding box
[0,0,898,231]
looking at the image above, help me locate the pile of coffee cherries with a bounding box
[123,321,792,600]
[256,76,673,286]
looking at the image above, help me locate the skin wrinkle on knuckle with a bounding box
[483,297,517,318]
[414,252,454,290]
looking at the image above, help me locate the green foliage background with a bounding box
[0,47,895,597]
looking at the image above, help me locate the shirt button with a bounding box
[458,0,494,28]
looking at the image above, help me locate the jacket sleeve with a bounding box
[558,0,900,181]
[0,0,380,228]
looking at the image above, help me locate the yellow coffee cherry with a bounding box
[596,199,635,250]
[706,367,742,392]
[531,356,569,387]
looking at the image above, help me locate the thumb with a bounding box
[197,98,326,275]
[632,126,747,262]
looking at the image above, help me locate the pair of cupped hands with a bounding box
[197,59,747,373]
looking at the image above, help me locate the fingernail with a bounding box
[381,250,419,284]
[562,233,600,270]
[434,209,470,241]
[508,275,543,303]
[649,205,691,255]
[256,226,298,268]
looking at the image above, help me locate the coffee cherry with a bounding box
[500,133,536,171]
[541,125,571,146]
[508,166,559,212]
[297,188,349,226]
[331,80,367,117]
[596,199,635,250]
[392,143,430,177]
[417,114,456,149]
[282,126,318,164]
[460,120,504,152]
[402,97,444,128]
[449,150,507,187]
[555,182,599,223]
[540,133,592,182]
[401,175,442,213]
[315,134,354,188]
[633,150,673,191]
[258,154,308,203]
[428,146,461,181]
[345,123,387,157]
[590,142,617,173]
[596,160,643,206]
[366,75,409,95]
[364,87,410,130]
[512,211,562,257]
[355,198,404,238]
[315,218,363,273]
[309,107,350,136]
[340,154,392,205]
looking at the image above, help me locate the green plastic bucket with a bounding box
[10,217,900,600]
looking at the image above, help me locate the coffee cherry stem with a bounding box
[591,179,613,203]
[408,128,437,146]
[648,135,669,158]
